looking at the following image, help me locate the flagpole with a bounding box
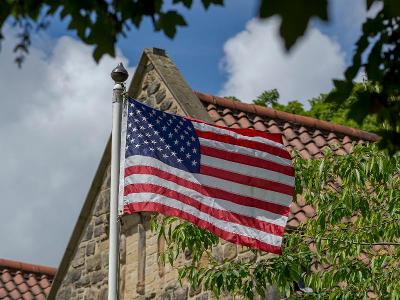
[109,62,128,300]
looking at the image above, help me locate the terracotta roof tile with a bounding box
[281,136,290,147]
[342,137,354,153]
[283,126,297,141]
[0,259,56,300]
[289,138,305,151]
[237,112,252,128]
[334,147,347,156]
[22,294,33,300]
[9,289,21,299]
[327,132,337,140]
[214,119,227,127]
[287,218,300,229]
[295,211,308,223]
[17,282,29,294]
[195,91,379,229]
[303,205,316,218]
[296,195,306,207]
[1,271,12,283]
[305,142,321,156]
[13,273,24,285]
[300,149,311,159]
[298,126,308,134]
[342,135,352,144]
[222,110,237,126]
[299,131,312,145]
[38,276,51,289]
[267,120,282,134]
[253,117,267,131]
[290,202,301,215]
[206,106,221,122]
[313,134,327,148]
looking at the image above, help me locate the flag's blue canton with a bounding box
[125,98,201,173]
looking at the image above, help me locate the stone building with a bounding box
[47,48,379,299]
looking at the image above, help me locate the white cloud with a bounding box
[219,18,346,105]
[323,0,381,51]
[0,29,133,266]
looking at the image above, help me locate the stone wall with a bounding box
[54,51,278,300]
[56,165,111,300]
[55,57,212,300]
[136,63,186,116]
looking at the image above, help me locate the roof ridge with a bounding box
[0,258,57,276]
[194,91,380,142]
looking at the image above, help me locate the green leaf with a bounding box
[258,0,328,50]
[201,0,224,9]
[156,10,187,38]
[173,0,193,8]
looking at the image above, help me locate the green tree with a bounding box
[152,144,400,299]
[224,96,241,102]
[308,85,381,133]
[253,89,308,115]
[253,83,381,133]
[273,100,307,115]
[1,0,399,151]
[253,89,280,107]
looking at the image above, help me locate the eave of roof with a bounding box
[195,91,380,142]
[0,258,56,276]
[0,258,55,299]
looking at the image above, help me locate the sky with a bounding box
[0,0,375,267]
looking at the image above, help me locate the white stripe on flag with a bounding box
[199,137,292,166]
[124,155,293,206]
[125,173,289,227]
[201,155,294,187]
[192,121,286,150]
[124,193,283,247]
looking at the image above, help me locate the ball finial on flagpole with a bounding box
[111,62,129,83]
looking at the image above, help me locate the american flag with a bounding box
[120,97,294,254]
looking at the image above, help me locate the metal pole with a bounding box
[109,63,129,300]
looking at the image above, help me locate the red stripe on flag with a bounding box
[124,183,285,236]
[124,202,283,254]
[124,165,290,216]
[200,145,294,176]
[200,165,294,196]
[195,130,291,160]
[188,118,284,144]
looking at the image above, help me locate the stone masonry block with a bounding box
[76,275,90,288]
[57,286,72,300]
[160,98,173,111]
[155,88,166,104]
[94,224,106,237]
[82,224,93,242]
[84,287,99,300]
[86,242,95,256]
[66,268,81,284]
[147,81,160,96]
[86,254,102,272]
[195,293,208,300]
[101,252,109,268]
[223,243,237,260]
[90,270,106,284]
[173,286,188,300]
[71,247,85,268]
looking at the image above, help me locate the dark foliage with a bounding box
[1,0,399,151]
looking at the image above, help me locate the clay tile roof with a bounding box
[195,91,379,228]
[0,258,56,299]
